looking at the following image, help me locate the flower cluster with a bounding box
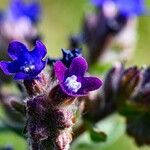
[0,40,103,150]
[102,64,141,104]
[0,1,150,150]
[102,64,150,146]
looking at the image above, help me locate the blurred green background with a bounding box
[0,0,150,150]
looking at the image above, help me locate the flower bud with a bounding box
[132,67,150,107]
[116,66,141,102]
[127,113,150,146]
[69,34,83,50]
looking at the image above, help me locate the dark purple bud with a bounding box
[127,113,150,146]
[48,48,82,68]
[142,67,150,87]
[104,64,123,100]
[132,67,150,106]
[61,48,82,67]
[82,9,127,65]
[83,63,124,122]
[106,14,127,33]
[69,34,83,50]
[116,66,141,101]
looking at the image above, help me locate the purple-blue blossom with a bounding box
[54,56,102,97]
[8,0,41,23]
[91,0,146,16]
[0,40,47,80]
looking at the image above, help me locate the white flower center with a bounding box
[103,0,118,18]
[65,75,81,93]
[20,63,35,73]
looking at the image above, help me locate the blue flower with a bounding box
[48,48,82,67]
[54,56,102,97]
[91,0,146,16]
[8,0,41,23]
[0,40,47,80]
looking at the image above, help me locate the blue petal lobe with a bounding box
[8,41,28,60]
[68,57,88,77]
[31,40,47,59]
[0,61,20,75]
[14,72,32,80]
[54,60,68,82]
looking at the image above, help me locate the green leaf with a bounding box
[85,121,107,143]
[90,130,107,142]
[71,114,125,150]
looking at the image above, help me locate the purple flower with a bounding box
[8,0,41,23]
[91,0,146,16]
[0,40,47,80]
[54,56,102,97]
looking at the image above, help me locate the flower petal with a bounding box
[23,1,41,23]
[8,41,28,60]
[0,61,20,75]
[116,0,145,15]
[59,76,102,97]
[68,57,88,77]
[14,72,31,80]
[31,40,47,59]
[79,77,103,94]
[34,60,47,74]
[9,0,41,23]
[54,61,68,82]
